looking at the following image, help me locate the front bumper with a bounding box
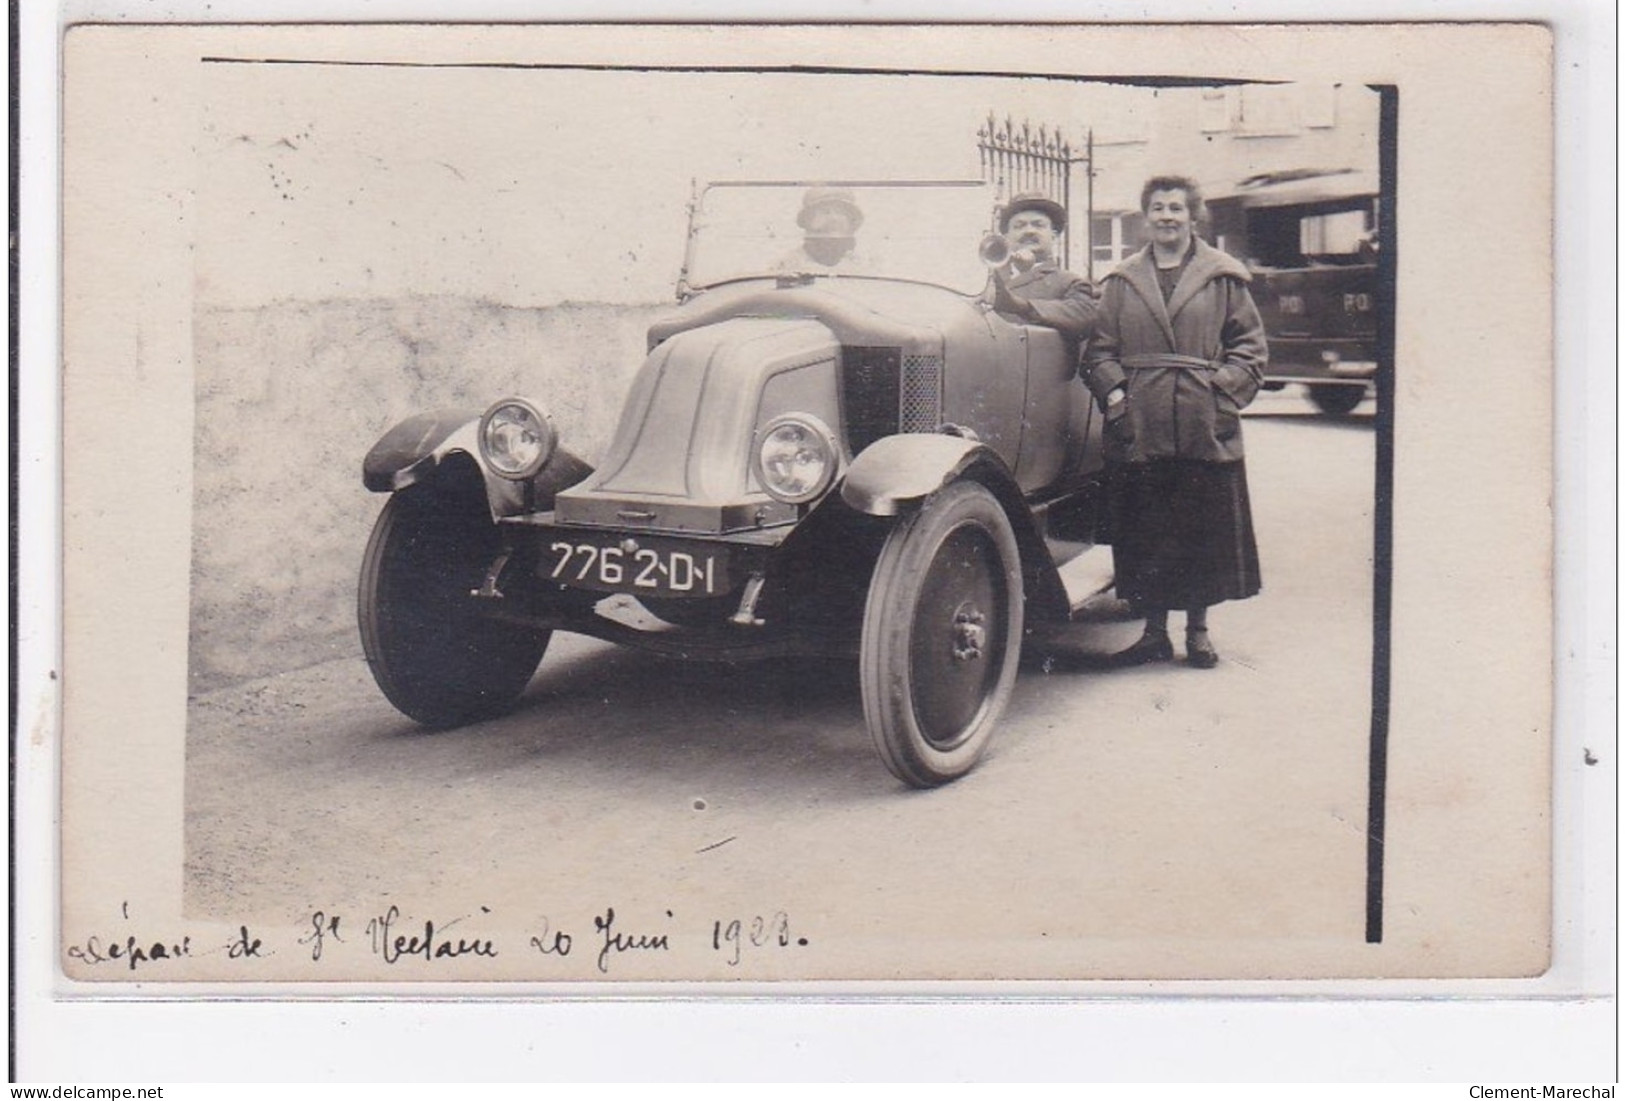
[473,509,872,660]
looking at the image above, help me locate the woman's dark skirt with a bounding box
[1104,458,1261,610]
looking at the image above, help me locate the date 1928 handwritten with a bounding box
[712,912,806,967]
[531,908,808,973]
[67,903,810,976]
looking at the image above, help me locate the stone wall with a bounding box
[188,296,667,692]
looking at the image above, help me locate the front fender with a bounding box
[840,433,1002,517]
[363,408,594,518]
[840,432,1070,623]
[362,409,481,493]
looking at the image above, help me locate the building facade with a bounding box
[1080,82,1382,278]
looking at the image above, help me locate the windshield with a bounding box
[682,180,999,295]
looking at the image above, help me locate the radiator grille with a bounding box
[900,354,943,432]
[841,347,943,450]
[841,347,901,453]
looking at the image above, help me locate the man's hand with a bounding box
[990,269,1031,320]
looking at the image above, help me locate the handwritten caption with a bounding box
[67,902,809,975]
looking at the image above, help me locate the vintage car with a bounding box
[358,180,1108,787]
[1207,168,1381,415]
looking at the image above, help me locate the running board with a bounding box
[1051,542,1119,618]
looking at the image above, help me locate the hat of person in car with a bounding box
[999,191,1068,235]
[796,188,865,235]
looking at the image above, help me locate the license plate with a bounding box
[544,537,726,596]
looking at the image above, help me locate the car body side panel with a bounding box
[942,307,1025,478]
[1062,379,1104,481]
[1014,326,1084,488]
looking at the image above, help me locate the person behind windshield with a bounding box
[985,192,1098,340]
[776,187,865,272]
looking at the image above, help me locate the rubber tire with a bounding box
[860,480,1024,787]
[358,481,549,727]
[1308,384,1367,415]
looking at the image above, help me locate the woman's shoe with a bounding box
[1108,629,1174,667]
[1185,629,1219,669]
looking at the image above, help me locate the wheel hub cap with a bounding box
[951,602,987,662]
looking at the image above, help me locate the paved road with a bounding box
[186,388,1378,979]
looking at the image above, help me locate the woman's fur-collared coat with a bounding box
[1083,238,1268,464]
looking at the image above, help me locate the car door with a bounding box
[1011,323,1089,492]
[943,305,1028,473]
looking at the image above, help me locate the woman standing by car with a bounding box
[1082,175,1266,668]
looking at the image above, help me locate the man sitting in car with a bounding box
[985,191,1099,340]
[776,187,868,273]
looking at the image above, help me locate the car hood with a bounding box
[554,314,845,534]
[555,281,971,535]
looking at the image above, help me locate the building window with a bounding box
[1090,211,1146,269]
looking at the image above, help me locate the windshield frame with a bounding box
[675,178,998,299]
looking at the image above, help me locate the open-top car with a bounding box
[359,179,1109,787]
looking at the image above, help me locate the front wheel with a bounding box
[358,480,550,727]
[860,480,1024,787]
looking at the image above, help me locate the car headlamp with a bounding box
[478,398,557,480]
[754,414,840,505]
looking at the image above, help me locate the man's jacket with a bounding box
[994,260,1099,340]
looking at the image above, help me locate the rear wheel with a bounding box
[358,480,549,726]
[860,481,1024,787]
[1308,383,1367,415]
